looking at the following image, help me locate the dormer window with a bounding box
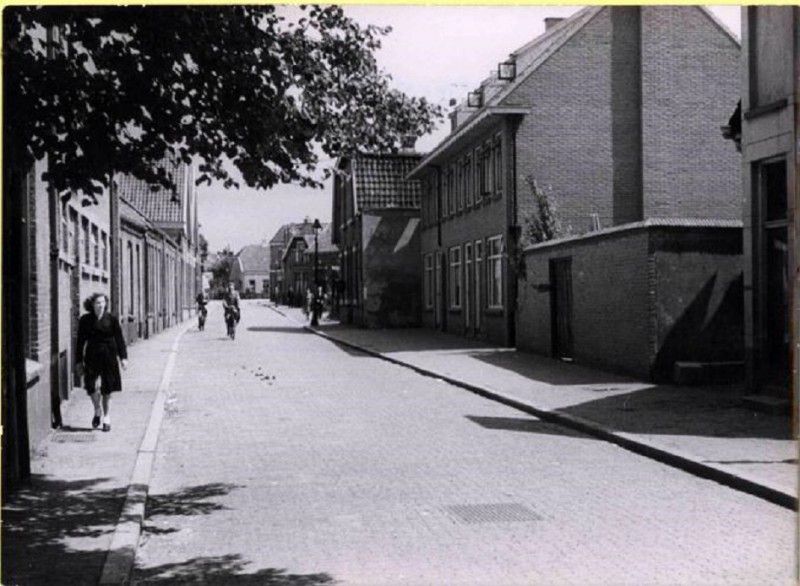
[467,90,482,108]
[498,60,516,81]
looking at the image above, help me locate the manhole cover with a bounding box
[51,431,96,443]
[443,503,541,524]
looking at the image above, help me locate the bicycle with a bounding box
[225,306,239,340]
[197,305,207,331]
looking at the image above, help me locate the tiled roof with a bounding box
[236,244,271,273]
[119,197,153,230]
[116,158,188,224]
[352,153,423,211]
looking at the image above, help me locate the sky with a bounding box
[197,5,742,253]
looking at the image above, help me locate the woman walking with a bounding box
[75,292,128,432]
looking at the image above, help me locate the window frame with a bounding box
[487,235,504,309]
[448,245,462,309]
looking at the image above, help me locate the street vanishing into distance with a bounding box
[130,301,795,586]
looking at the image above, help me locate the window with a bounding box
[447,166,456,216]
[82,219,90,264]
[92,225,99,267]
[59,202,68,252]
[487,236,503,308]
[456,162,464,212]
[448,246,462,309]
[101,232,108,270]
[249,279,256,291]
[423,254,434,309]
[493,139,503,194]
[464,156,473,208]
[480,146,493,196]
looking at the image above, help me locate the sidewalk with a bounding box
[274,303,797,510]
[2,320,190,586]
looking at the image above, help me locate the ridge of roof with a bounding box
[409,8,601,178]
[697,5,741,48]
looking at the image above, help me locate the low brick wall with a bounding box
[517,219,743,381]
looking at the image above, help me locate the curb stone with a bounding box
[98,321,191,585]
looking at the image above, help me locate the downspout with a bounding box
[506,118,520,347]
[109,174,121,318]
[48,180,62,428]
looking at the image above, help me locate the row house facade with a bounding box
[281,223,339,307]
[230,244,271,298]
[3,156,200,495]
[738,7,798,405]
[332,152,423,328]
[118,158,200,335]
[409,6,743,381]
[268,221,318,303]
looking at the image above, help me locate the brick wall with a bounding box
[508,6,741,235]
[26,160,53,451]
[517,221,743,381]
[518,226,653,377]
[508,8,617,235]
[640,7,741,220]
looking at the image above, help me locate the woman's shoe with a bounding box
[92,415,101,429]
[102,423,111,432]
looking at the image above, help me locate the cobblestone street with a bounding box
[131,301,796,585]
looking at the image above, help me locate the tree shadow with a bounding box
[1,477,252,585]
[146,482,242,517]
[133,554,336,585]
[2,475,128,585]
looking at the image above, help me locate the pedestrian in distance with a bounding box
[75,292,128,432]
[196,290,208,330]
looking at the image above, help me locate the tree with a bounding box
[209,247,235,296]
[4,5,442,201]
[522,175,565,245]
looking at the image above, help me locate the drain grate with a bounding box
[51,431,97,443]
[443,503,541,525]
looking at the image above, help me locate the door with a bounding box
[464,243,473,332]
[759,160,790,391]
[474,239,483,333]
[550,258,573,360]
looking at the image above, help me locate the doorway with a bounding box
[550,257,574,360]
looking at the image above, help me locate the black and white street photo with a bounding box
[2,4,798,585]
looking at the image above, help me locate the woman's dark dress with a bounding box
[76,312,128,395]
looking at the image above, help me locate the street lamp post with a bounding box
[311,218,322,326]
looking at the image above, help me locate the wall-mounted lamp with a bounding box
[498,60,517,81]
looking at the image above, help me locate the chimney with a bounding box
[544,17,564,31]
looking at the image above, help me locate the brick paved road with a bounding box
[132,301,796,586]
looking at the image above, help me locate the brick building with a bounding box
[409,6,741,353]
[117,158,200,331]
[268,221,318,304]
[332,152,423,328]
[281,223,338,308]
[3,157,200,494]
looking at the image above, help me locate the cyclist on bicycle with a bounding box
[221,281,241,336]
